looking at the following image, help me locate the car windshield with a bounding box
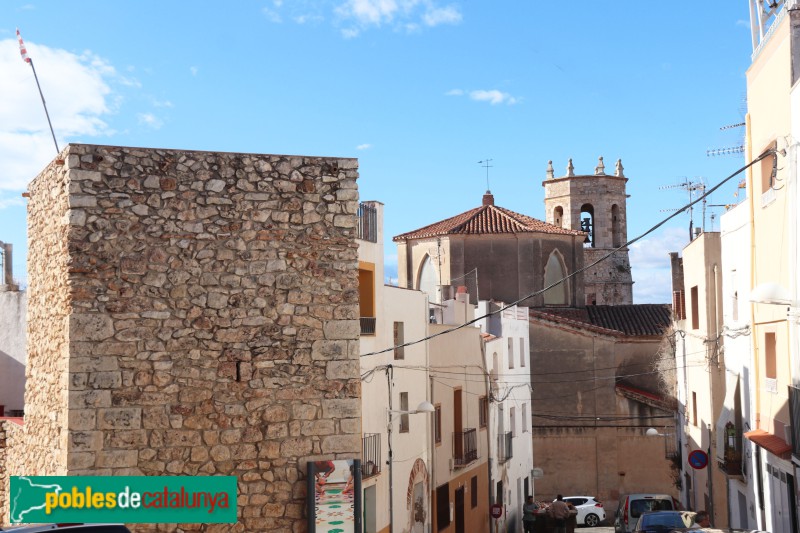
[630,499,674,518]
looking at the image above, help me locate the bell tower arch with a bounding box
[542,157,633,305]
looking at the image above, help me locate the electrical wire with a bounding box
[359,150,775,358]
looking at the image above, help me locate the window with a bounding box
[419,254,439,305]
[436,484,450,530]
[359,262,376,335]
[400,392,409,433]
[522,403,528,432]
[691,286,699,330]
[543,251,568,305]
[471,476,478,508]
[496,481,503,505]
[692,392,698,427]
[508,338,514,369]
[492,352,499,380]
[510,407,516,437]
[580,203,594,247]
[553,206,563,228]
[479,396,488,428]
[765,332,777,379]
[435,404,442,445]
[519,338,525,367]
[393,322,404,360]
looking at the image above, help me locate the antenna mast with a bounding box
[478,159,493,190]
[659,178,706,241]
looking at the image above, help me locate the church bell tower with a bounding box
[542,156,633,305]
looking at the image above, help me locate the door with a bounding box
[364,485,376,533]
[769,465,791,533]
[455,487,465,533]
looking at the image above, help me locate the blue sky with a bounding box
[0,1,756,302]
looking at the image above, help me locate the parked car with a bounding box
[615,494,680,533]
[558,496,607,527]
[633,511,695,533]
[0,525,130,533]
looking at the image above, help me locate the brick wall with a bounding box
[8,144,363,532]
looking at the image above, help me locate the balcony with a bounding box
[718,449,743,478]
[360,317,376,335]
[498,431,513,463]
[362,433,382,478]
[453,428,478,468]
[357,203,378,243]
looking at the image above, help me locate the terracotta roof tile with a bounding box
[393,204,585,241]
[745,429,792,458]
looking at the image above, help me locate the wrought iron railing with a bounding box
[362,433,381,478]
[453,428,478,467]
[357,203,378,243]
[498,431,513,463]
[360,317,376,335]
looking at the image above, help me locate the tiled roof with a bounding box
[393,203,585,241]
[529,304,672,337]
[745,429,791,458]
[586,305,672,336]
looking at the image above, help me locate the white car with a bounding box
[558,496,606,527]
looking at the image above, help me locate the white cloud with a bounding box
[630,226,688,303]
[263,7,283,23]
[445,88,463,96]
[0,38,117,191]
[335,0,462,36]
[736,19,749,28]
[190,66,198,76]
[152,99,174,108]
[469,89,517,105]
[357,143,372,150]
[0,192,25,210]
[423,5,461,26]
[137,112,163,129]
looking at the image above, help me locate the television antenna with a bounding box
[659,178,707,241]
[478,159,493,191]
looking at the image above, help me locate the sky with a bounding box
[0,1,759,303]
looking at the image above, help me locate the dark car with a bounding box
[0,525,131,533]
[633,511,696,533]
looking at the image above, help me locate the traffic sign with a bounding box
[688,449,708,470]
[490,504,503,519]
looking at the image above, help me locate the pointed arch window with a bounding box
[543,251,568,306]
[418,254,439,304]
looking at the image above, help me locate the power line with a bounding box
[359,151,774,358]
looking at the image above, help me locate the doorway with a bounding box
[455,487,465,533]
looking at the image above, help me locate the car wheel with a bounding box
[584,513,600,527]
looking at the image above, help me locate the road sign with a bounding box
[491,504,503,519]
[688,449,708,470]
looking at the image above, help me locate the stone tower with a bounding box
[542,157,633,305]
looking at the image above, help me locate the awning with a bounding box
[744,429,792,458]
[715,371,740,462]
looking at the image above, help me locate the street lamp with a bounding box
[388,401,435,533]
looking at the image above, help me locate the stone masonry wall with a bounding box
[17,144,362,532]
[0,419,25,524]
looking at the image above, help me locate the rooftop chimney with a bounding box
[0,242,18,290]
[482,191,494,206]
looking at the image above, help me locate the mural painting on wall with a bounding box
[308,459,362,533]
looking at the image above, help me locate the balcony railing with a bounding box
[498,431,513,463]
[362,433,381,478]
[357,203,378,243]
[718,450,743,478]
[360,317,376,335]
[453,428,478,467]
